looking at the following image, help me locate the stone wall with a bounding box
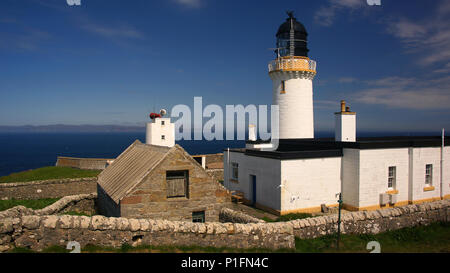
[0,198,448,252]
[56,157,114,170]
[206,169,224,182]
[0,215,294,252]
[0,193,97,219]
[289,200,449,239]
[0,178,97,200]
[220,208,265,224]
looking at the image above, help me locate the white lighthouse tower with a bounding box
[269,12,317,139]
[146,109,175,147]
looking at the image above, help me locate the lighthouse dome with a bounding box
[275,12,309,58]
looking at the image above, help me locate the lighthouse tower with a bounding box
[269,12,317,139]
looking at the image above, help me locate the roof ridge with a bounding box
[98,139,141,182]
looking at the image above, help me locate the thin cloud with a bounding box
[314,0,365,26]
[0,19,51,51]
[175,0,202,8]
[80,22,144,40]
[385,0,450,70]
[353,76,450,110]
[315,100,341,110]
[338,77,358,83]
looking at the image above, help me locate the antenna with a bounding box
[286,10,294,18]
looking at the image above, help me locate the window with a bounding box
[425,164,433,185]
[231,162,238,180]
[161,135,165,140]
[161,120,165,125]
[388,166,396,189]
[166,170,189,198]
[192,211,205,223]
[280,80,286,93]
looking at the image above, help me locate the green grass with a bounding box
[0,166,101,183]
[7,222,450,253]
[263,213,314,222]
[295,222,450,253]
[0,198,59,211]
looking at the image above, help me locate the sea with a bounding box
[0,131,440,177]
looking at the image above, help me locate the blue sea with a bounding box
[0,131,439,177]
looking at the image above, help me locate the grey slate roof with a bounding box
[97,140,172,204]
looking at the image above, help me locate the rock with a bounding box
[42,216,59,229]
[138,219,150,231]
[79,216,91,229]
[0,218,16,233]
[22,215,41,230]
[116,218,130,231]
[90,215,109,230]
[129,219,140,232]
[0,245,10,253]
[59,215,74,229]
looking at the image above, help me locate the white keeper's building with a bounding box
[223,13,450,214]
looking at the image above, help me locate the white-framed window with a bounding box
[231,162,238,180]
[161,120,165,125]
[161,135,165,140]
[425,164,433,185]
[388,166,396,189]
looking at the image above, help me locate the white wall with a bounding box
[358,148,409,208]
[224,151,282,210]
[342,149,360,208]
[271,73,314,139]
[409,147,442,202]
[280,157,341,211]
[443,147,450,198]
[335,114,356,142]
[145,118,175,147]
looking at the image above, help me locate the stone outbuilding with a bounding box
[97,140,231,222]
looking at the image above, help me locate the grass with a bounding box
[295,221,450,253]
[0,198,59,211]
[0,166,101,183]
[263,213,314,222]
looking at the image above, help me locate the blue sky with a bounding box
[0,0,449,133]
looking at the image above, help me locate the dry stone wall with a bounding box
[0,195,448,252]
[0,178,97,200]
[288,200,449,239]
[56,157,113,170]
[0,215,294,252]
[220,208,265,223]
[0,193,97,219]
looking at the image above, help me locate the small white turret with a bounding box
[335,100,356,142]
[146,109,175,147]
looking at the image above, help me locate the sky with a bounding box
[0,0,449,133]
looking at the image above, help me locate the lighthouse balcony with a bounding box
[268,56,316,73]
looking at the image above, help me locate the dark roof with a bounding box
[275,13,309,57]
[227,136,450,160]
[276,17,307,37]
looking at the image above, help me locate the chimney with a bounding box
[335,100,356,142]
